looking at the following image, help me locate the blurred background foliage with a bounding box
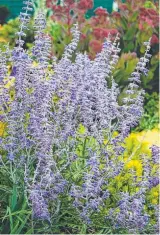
[0,0,159,131]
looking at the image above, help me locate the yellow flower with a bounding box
[4,77,15,89]
[0,37,7,43]
[115,175,121,181]
[125,133,140,152]
[152,199,158,205]
[32,61,38,67]
[153,191,158,197]
[126,160,143,176]
[77,123,86,135]
[148,186,159,205]
[0,121,6,137]
[123,157,128,162]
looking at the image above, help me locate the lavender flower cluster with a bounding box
[0,0,159,233]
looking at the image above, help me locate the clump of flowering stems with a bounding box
[0,0,159,232]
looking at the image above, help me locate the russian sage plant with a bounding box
[0,0,159,233]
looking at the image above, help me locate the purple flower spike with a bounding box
[150,145,159,164]
[7,153,14,161]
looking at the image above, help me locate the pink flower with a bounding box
[90,17,100,25]
[52,5,64,13]
[78,0,93,10]
[109,29,118,35]
[93,28,118,40]
[151,34,159,45]
[102,29,110,38]
[119,4,128,11]
[145,18,154,27]
[139,22,144,30]
[139,7,147,13]
[89,40,102,53]
[80,33,87,40]
[147,8,157,17]
[94,7,108,17]
[131,52,137,58]
[111,12,121,18]
[93,28,104,40]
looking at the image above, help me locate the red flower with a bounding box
[151,34,159,45]
[119,4,128,11]
[78,0,93,11]
[93,28,118,40]
[102,29,110,38]
[139,22,144,30]
[90,16,100,25]
[52,5,64,13]
[111,12,121,18]
[46,0,51,8]
[139,7,146,13]
[145,18,154,27]
[89,40,102,53]
[94,7,108,17]
[147,8,158,17]
[65,0,75,4]
[109,29,118,35]
[46,0,58,8]
[152,17,159,27]
[93,28,104,40]
[140,16,146,21]
[80,33,87,40]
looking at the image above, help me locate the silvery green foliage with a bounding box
[0,1,158,232]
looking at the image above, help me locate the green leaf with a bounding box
[11,214,30,234]
[10,220,20,234]
[82,137,87,158]
[113,70,124,83]
[8,206,13,232]
[125,59,138,74]
[2,210,31,219]
[120,18,128,30]
[0,185,12,193]
[141,70,154,88]
[130,12,139,22]
[25,228,34,234]
[10,185,17,212]
[125,41,134,51]
[80,224,87,233]
[140,45,146,53]
[151,56,159,66]
[123,26,137,41]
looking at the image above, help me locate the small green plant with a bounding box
[0,18,34,50]
[135,92,159,131]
